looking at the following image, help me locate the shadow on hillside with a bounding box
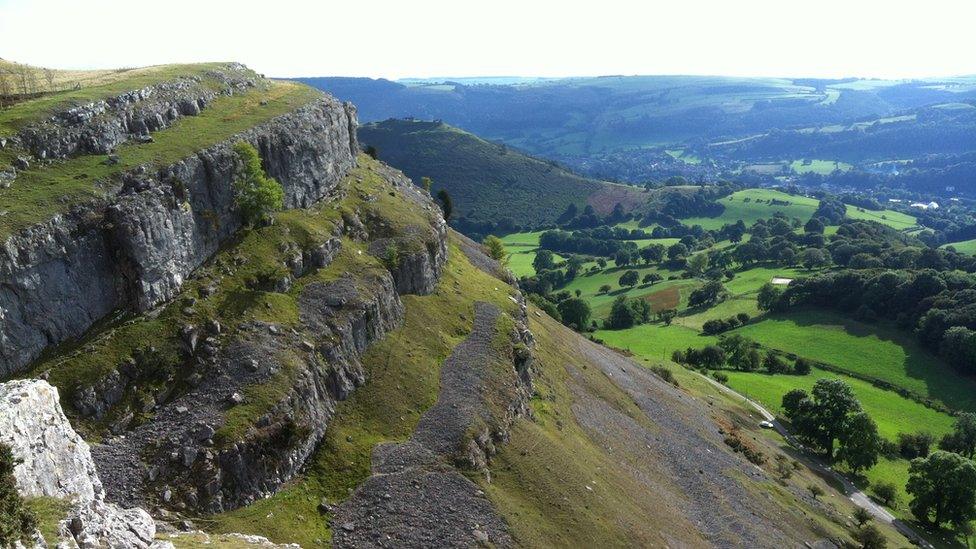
[761,306,976,413]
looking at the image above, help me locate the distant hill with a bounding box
[358,119,646,236]
[302,75,976,193]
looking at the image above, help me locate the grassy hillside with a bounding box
[357,119,645,233]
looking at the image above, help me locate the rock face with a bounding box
[89,168,450,514]
[0,379,157,548]
[0,92,359,377]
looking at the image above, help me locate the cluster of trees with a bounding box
[673,335,811,375]
[539,229,638,257]
[606,295,652,329]
[701,313,750,335]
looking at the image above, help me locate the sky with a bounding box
[2,0,975,80]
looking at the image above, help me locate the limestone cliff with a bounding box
[0,76,359,377]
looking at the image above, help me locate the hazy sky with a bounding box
[2,0,975,80]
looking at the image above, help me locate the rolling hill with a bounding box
[358,118,646,236]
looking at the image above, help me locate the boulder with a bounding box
[0,379,156,548]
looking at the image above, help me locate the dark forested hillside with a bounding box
[358,119,645,236]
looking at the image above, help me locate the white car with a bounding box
[759,420,774,429]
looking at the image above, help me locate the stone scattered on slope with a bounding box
[332,301,531,548]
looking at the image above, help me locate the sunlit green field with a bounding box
[729,309,976,411]
[845,206,918,230]
[682,189,820,230]
[789,159,852,175]
[678,188,917,231]
[943,238,976,255]
[724,368,955,441]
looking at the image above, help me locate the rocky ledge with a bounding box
[11,63,255,160]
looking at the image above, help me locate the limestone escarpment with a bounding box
[0,92,359,378]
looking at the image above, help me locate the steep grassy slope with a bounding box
[358,119,645,232]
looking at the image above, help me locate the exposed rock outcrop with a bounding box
[0,92,359,377]
[89,165,451,514]
[11,64,254,160]
[0,379,157,548]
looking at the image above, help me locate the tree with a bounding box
[940,412,976,458]
[782,379,863,457]
[872,482,898,507]
[897,432,934,459]
[436,189,453,221]
[482,235,507,263]
[756,282,782,311]
[364,145,379,159]
[0,443,38,546]
[598,284,612,295]
[907,451,976,528]
[420,176,433,193]
[793,357,813,375]
[42,67,55,90]
[619,270,639,288]
[804,217,825,234]
[557,298,591,331]
[852,524,886,549]
[657,308,677,326]
[642,273,659,285]
[853,506,872,527]
[667,242,689,261]
[614,249,632,267]
[533,250,556,273]
[837,411,881,473]
[607,296,638,329]
[233,142,284,226]
[763,353,790,374]
[640,244,665,264]
[720,335,759,371]
[687,253,708,276]
[697,345,727,369]
[688,280,727,308]
[802,248,828,270]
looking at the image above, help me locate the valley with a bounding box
[2,6,976,547]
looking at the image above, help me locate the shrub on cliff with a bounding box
[233,141,284,227]
[0,443,37,546]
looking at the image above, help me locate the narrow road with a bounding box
[696,372,933,548]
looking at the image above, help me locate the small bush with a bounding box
[711,371,729,384]
[233,142,284,226]
[650,365,679,387]
[0,443,37,546]
[808,484,824,500]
